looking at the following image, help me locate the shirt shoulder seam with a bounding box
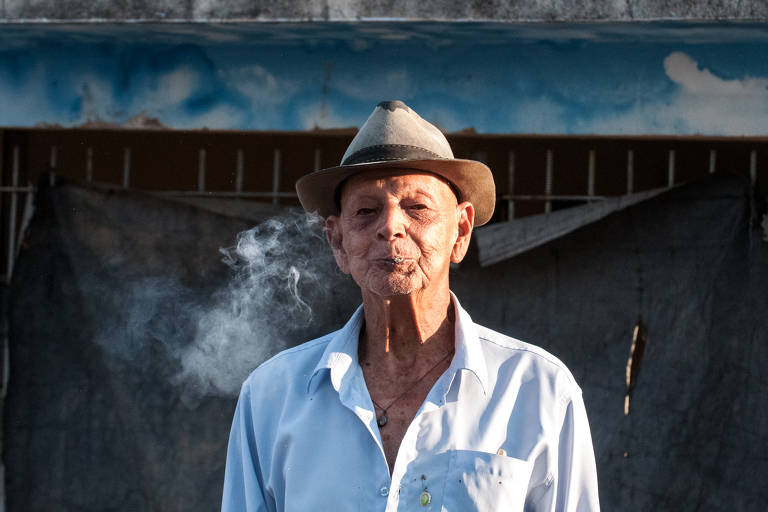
[477,333,581,390]
[244,333,334,383]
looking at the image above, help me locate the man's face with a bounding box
[325,171,474,299]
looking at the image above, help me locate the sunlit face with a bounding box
[325,171,475,299]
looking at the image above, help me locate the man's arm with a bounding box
[532,391,601,512]
[221,382,271,512]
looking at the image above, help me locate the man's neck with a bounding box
[358,288,455,369]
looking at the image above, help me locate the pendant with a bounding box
[377,413,388,427]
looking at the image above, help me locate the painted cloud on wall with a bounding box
[664,51,768,96]
[0,24,767,135]
[576,51,768,135]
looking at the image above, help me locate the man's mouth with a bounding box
[375,256,409,267]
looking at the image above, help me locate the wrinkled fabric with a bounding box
[222,294,599,511]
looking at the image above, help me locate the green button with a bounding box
[419,491,431,506]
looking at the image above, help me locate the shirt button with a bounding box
[497,448,506,456]
[379,486,389,497]
[419,491,431,506]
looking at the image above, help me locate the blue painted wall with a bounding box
[1,22,768,135]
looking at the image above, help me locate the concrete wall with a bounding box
[2,0,768,22]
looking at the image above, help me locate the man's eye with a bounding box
[409,204,428,211]
[356,208,376,215]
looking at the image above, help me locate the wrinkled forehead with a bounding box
[336,169,460,209]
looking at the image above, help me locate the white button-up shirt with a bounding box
[222,294,600,511]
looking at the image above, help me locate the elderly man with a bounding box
[222,101,600,511]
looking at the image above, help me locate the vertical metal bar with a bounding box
[122,148,131,189]
[235,149,244,194]
[626,150,634,195]
[18,180,34,262]
[198,149,206,193]
[0,134,3,256]
[49,145,57,186]
[7,146,19,279]
[668,149,676,187]
[473,151,488,165]
[86,147,93,183]
[272,149,282,205]
[588,149,596,197]
[709,149,717,174]
[545,149,553,213]
[750,150,757,187]
[2,330,9,398]
[313,148,322,171]
[507,150,515,221]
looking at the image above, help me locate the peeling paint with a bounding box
[2,22,768,133]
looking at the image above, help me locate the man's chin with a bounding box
[368,277,421,298]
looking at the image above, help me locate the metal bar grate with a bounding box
[0,128,764,282]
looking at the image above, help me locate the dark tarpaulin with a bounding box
[452,172,768,511]
[3,181,359,511]
[4,172,767,510]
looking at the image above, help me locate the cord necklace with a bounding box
[366,349,454,428]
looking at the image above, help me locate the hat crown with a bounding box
[341,101,454,166]
[295,100,496,226]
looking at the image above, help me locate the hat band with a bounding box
[342,144,445,166]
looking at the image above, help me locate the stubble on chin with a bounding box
[361,265,422,297]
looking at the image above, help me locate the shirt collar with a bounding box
[306,293,488,397]
[307,304,365,394]
[448,291,489,397]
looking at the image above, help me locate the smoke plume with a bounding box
[93,210,356,406]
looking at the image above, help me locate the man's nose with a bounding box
[376,205,407,240]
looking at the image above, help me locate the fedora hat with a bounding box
[295,100,496,226]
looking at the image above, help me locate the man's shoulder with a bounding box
[241,330,337,388]
[473,323,581,391]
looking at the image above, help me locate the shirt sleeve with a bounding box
[533,390,601,512]
[221,381,271,512]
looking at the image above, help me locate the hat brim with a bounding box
[295,158,496,226]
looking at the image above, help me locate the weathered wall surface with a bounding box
[3,22,768,135]
[2,0,768,21]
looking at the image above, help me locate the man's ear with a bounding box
[450,201,475,264]
[325,215,350,274]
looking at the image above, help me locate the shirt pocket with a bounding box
[443,450,534,511]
